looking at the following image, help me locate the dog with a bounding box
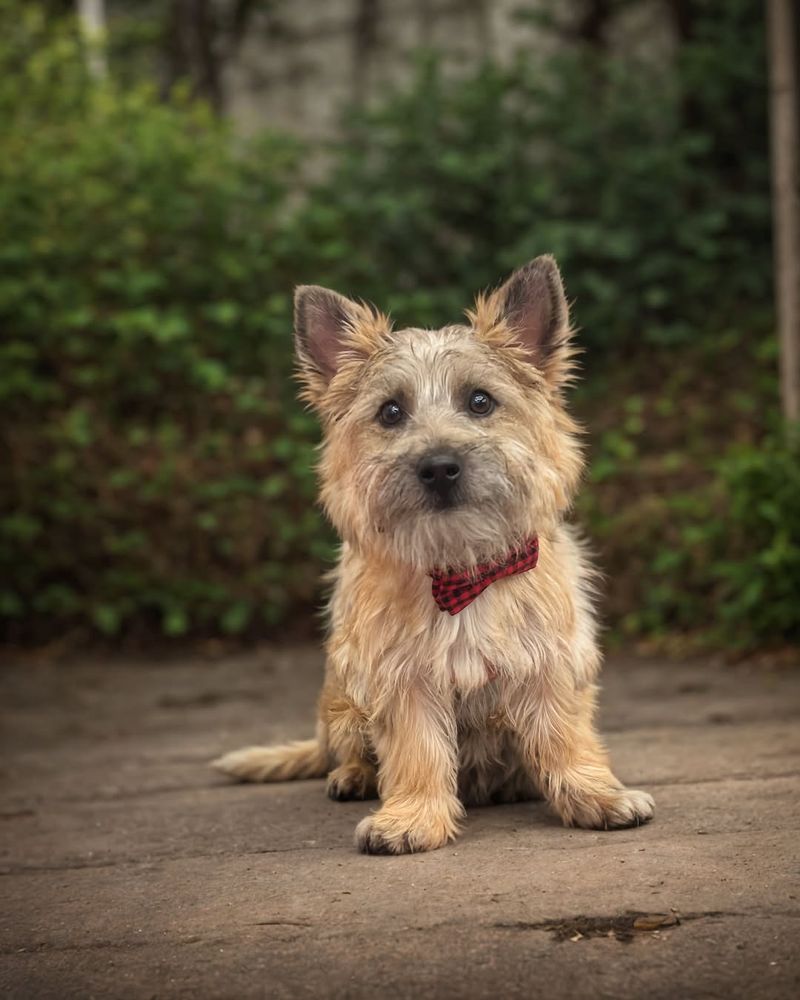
[213,256,654,853]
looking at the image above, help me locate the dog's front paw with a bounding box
[566,788,655,830]
[327,763,378,801]
[355,803,460,855]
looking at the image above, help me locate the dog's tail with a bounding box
[211,738,327,783]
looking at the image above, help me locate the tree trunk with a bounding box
[163,0,224,113]
[77,0,107,80]
[767,0,800,425]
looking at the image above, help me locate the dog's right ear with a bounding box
[293,285,387,407]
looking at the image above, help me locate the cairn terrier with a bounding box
[213,256,654,854]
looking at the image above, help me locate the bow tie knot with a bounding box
[430,536,540,615]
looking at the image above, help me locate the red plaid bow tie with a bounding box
[430,536,539,615]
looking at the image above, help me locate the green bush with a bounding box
[579,367,800,650]
[0,4,329,640]
[715,437,800,645]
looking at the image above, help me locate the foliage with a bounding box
[0,2,327,640]
[1,0,793,651]
[296,0,771,356]
[715,436,800,645]
[577,334,800,651]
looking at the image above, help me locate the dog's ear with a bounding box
[294,285,387,405]
[294,285,361,381]
[474,256,573,382]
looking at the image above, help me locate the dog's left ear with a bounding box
[475,255,573,381]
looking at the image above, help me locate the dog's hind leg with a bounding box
[324,693,378,801]
[212,664,376,795]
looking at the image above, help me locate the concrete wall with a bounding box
[221,1,674,138]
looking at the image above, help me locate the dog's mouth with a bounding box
[423,491,464,512]
[374,497,529,573]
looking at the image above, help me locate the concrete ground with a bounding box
[1,646,799,1000]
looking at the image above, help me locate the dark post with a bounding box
[767,0,800,425]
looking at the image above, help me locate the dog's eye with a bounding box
[468,389,495,416]
[378,400,404,427]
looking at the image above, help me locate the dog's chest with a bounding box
[333,559,547,700]
[431,586,539,693]
[429,614,486,692]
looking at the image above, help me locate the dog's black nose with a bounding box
[417,451,462,504]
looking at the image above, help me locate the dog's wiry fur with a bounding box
[213,256,654,853]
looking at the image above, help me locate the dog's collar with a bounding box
[429,536,539,615]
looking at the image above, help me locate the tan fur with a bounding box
[213,256,654,853]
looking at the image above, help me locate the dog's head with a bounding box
[294,257,583,570]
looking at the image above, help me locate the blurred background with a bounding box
[1,0,798,657]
